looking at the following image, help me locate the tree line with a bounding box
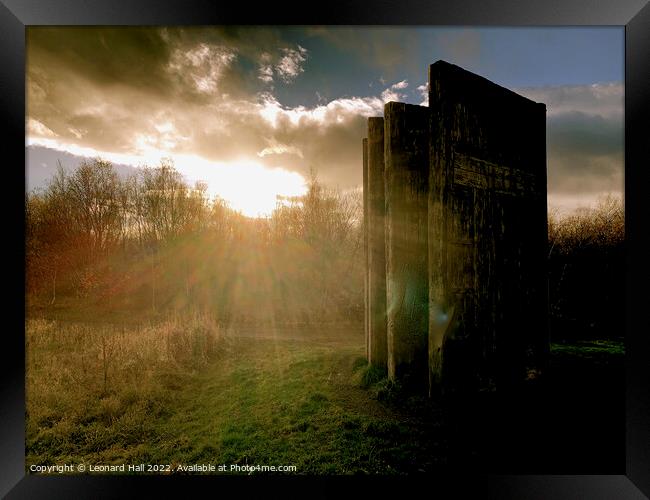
[26,159,364,324]
[547,195,624,340]
[26,157,624,338]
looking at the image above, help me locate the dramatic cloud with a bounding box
[416,83,429,106]
[517,83,624,211]
[517,83,623,120]
[257,139,304,159]
[275,45,308,83]
[27,118,57,138]
[380,80,409,102]
[168,43,237,94]
[258,52,274,83]
[26,27,404,192]
[256,92,384,129]
[256,45,308,85]
[25,27,623,214]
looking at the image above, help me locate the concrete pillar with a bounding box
[384,102,430,386]
[427,60,549,395]
[362,137,369,360]
[367,118,387,369]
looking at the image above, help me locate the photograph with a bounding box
[23,25,626,477]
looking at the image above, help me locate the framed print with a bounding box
[2,0,649,498]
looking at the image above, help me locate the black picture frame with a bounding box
[3,1,649,498]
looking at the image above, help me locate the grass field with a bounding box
[26,318,448,474]
[26,317,625,475]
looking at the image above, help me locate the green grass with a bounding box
[27,316,623,475]
[26,319,446,475]
[550,339,624,358]
[143,338,445,474]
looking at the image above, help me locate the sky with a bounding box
[26,26,624,217]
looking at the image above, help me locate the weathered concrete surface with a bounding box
[427,60,549,395]
[367,118,387,369]
[362,137,369,360]
[384,102,430,386]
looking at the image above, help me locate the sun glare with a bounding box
[182,158,308,218]
[27,136,307,218]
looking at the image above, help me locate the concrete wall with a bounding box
[363,61,548,396]
[367,118,388,369]
[362,137,369,360]
[427,61,548,394]
[384,103,430,386]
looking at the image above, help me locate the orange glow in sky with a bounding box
[27,136,307,218]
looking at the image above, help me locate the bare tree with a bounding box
[66,159,123,261]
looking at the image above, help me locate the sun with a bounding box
[187,159,308,218]
[26,134,308,219]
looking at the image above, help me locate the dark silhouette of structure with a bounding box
[363,61,549,396]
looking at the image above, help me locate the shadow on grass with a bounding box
[352,340,625,474]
